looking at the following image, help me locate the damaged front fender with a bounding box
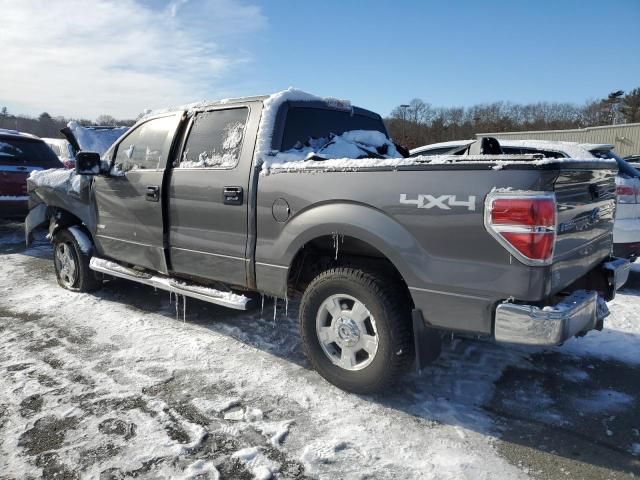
[25,169,97,245]
[25,203,48,246]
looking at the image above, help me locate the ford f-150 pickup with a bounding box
[25,89,630,393]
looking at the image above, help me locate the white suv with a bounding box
[411,139,640,261]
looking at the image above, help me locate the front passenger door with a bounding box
[93,113,183,273]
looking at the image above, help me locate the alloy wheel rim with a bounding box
[55,243,78,288]
[315,294,379,371]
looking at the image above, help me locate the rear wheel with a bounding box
[52,228,101,292]
[299,267,414,394]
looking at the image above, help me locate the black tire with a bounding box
[52,228,102,293]
[299,267,414,394]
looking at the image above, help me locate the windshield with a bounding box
[281,107,387,152]
[0,137,62,168]
[589,149,640,178]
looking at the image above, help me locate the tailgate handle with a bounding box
[223,186,243,205]
[145,185,160,202]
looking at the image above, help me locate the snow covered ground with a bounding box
[0,221,638,479]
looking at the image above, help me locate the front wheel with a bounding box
[52,228,102,293]
[299,267,414,394]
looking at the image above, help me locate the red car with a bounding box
[0,129,62,218]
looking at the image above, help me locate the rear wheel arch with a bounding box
[275,203,422,299]
[287,233,413,309]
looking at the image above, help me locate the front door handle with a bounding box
[145,185,160,202]
[223,186,243,205]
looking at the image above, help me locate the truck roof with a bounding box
[140,89,354,121]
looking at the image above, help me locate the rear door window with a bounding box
[179,108,248,169]
[0,138,61,168]
[113,116,177,173]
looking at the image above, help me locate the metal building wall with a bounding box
[477,123,640,157]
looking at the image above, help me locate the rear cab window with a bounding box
[178,107,249,169]
[278,105,388,151]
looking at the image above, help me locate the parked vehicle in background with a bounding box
[496,141,640,262]
[25,90,629,393]
[43,137,75,169]
[0,129,61,218]
[412,139,640,261]
[409,139,474,156]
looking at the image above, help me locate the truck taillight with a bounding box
[485,193,557,265]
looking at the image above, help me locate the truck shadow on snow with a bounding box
[3,220,640,478]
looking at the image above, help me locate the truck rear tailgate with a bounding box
[550,163,617,294]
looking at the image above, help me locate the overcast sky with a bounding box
[1,0,639,120]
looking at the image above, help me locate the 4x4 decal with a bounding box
[400,194,476,211]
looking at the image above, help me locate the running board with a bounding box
[89,257,250,310]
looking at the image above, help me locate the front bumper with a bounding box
[494,257,630,346]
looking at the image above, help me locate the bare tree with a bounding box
[621,88,640,123]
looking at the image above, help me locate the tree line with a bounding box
[2,87,640,148]
[0,108,136,139]
[385,88,640,149]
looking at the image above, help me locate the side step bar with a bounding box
[89,257,250,311]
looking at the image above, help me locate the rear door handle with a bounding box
[145,185,160,202]
[223,186,243,205]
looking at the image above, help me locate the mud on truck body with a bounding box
[26,89,630,394]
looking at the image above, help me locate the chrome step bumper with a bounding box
[494,257,630,346]
[494,290,608,346]
[89,257,250,310]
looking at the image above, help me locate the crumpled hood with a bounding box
[61,121,129,156]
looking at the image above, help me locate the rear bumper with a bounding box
[494,257,630,346]
[613,241,640,260]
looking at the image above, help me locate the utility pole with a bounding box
[400,104,409,145]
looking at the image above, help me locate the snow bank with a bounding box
[67,121,129,155]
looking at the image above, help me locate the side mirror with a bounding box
[75,151,102,176]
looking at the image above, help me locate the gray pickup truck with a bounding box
[25,90,630,393]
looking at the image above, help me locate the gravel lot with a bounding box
[0,220,638,479]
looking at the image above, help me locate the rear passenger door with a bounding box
[167,104,260,287]
[93,113,183,273]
